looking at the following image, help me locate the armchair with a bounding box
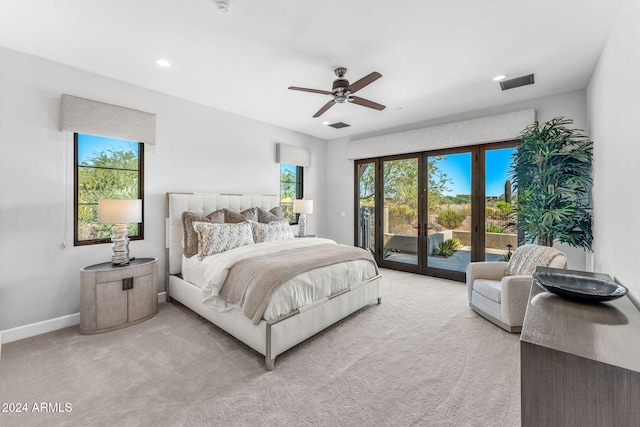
[466,244,567,332]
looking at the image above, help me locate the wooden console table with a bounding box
[520,270,640,426]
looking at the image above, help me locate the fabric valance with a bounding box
[59,94,156,144]
[275,143,311,167]
[346,109,535,159]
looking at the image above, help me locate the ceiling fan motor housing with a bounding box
[332,67,350,102]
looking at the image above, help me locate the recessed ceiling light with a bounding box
[155,59,171,68]
[322,121,330,126]
[493,74,507,82]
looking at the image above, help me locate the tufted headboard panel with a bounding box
[165,192,280,277]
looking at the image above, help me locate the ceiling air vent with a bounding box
[500,74,535,91]
[328,121,351,129]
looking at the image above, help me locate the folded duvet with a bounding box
[220,243,378,324]
[199,238,379,323]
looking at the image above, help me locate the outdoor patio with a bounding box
[386,247,505,273]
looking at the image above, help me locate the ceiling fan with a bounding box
[288,67,385,118]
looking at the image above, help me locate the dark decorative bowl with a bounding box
[532,270,628,303]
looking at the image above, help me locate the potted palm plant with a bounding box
[510,117,593,250]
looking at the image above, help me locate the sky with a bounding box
[77,134,138,164]
[434,147,515,197]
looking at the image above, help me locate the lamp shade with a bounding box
[293,199,313,214]
[98,199,142,224]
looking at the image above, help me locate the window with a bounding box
[280,164,303,224]
[74,133,144,245]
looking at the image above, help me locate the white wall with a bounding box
[0,48,326,331]
[325,90,588,270]
[588,0,640,302]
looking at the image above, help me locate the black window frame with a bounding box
[73,133,144,246]
[280,164,304,224]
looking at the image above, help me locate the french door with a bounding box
[355,141,518,281]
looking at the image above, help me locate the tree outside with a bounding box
[77,135,141,241]
[280,165,298,223]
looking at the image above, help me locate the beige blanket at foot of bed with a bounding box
[219,243,378,324]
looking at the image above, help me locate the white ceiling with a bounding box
[0,0,623,140]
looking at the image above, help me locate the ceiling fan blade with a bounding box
[347,72,382,94]
[349,96,386,111]
[288,86,333,96]
[313,100,335,117]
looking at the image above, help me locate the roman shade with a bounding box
[276,143,311,167]
[59,94,157,144]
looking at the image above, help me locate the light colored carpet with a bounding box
[0,269,520,426]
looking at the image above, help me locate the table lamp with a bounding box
[98,199,142,265]
[293,199,313,237]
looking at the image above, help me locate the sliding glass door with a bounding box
[484,145,518,262]
[425,151,473,281]
[355,140,518,281]
[356,162,376,254]
[381,156,420,272]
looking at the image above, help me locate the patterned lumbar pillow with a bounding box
[250,219,294,243]
[182,210,225,258]
[257,207,284,223]
[194,221,254,259]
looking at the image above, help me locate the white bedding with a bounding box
[181,238,377,322]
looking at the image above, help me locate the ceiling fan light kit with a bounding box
[288,67,386,117]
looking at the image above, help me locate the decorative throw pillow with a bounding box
[250,219,294,243]
[257,207,284,223]
[194,221,254,259]
[241,207,259,222]
[222,207,260,223]
[182,210,225,258]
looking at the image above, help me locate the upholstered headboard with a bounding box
[165,192,280,278]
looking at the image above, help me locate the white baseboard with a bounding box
[1,313,81,344]
[0,292,168,346]
[158,291,167,303]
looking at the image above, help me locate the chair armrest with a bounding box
[501,275,534,326]
[466,262,508,303]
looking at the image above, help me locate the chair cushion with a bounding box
[472,279,502,303]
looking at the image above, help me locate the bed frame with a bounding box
[165,192,382,370]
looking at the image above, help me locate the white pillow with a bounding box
[194,221,254,259]
[250,219,294,243]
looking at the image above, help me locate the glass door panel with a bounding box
[382,157,419,268]
[485,147,518,262]
[356,162,375,253]
[426,152,472,276]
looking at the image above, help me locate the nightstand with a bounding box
[80,258,158,334]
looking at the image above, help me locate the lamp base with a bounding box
[297,213,307,237]
[111,223,131,265]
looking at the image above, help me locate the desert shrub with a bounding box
[437,208,464,229]
[485,223,505,233]
[501,251,513,262]
[388,205,418,235]
[486,207,500,219]
[369,246,392,259]
[496,201,512,215]
[432,238,462,257]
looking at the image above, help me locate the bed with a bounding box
[165,192,382,370]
